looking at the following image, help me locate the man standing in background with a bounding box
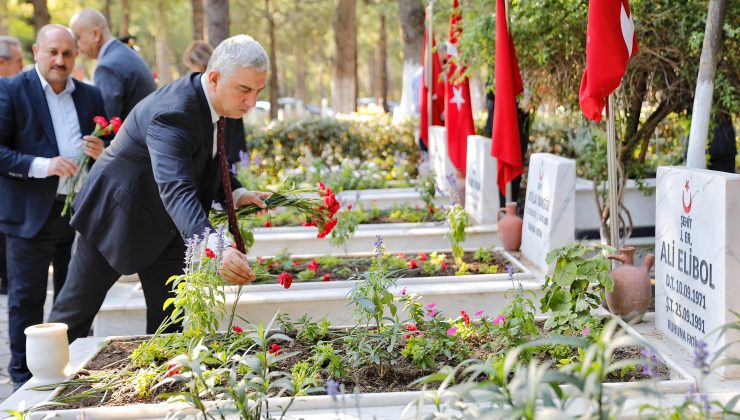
[69,8,156,120]
[0,35,24,296]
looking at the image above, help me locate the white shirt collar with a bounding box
[35,64,75,95]
[199,73,220,124]
[98,37,116,61]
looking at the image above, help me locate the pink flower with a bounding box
[323,273,331,282]
[205,248,216,259]
[475,310,484,317]
[278,272,293,289]
[399,287,407,296]
[493,315,506,326]
[427,303,437,309]
[580,326,590,336]
[447,327,458,336]
[427,309,437,316]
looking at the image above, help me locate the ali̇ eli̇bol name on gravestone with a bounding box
[659,179,713,346]
[655,167,740,375]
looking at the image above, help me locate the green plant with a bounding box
[329,206,363,247]
[446,203,470,265]
[540,243,613,335]
[311,341,346,378]
[415,169,437,212]
[473,246,494,264]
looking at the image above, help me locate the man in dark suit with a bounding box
[70,8,156,120]
[0,24,108,386]
[49,34,270,344]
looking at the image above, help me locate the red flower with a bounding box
[93,115,108,129]
[293,260,301,266]
[440,261,447,270]
[319,181,326,191]
[257,257,264,264]
[167,360,180,376]
[307,259,319,271]
[323,273,331,282]
[397,252,407,259]
[418,252,428,261]
[268,343,281,354]
[408,259,418,269]
[428,204,435,214]
[278,272,293,289]
[264,220,272,228]
[460,310,470,325]
[406,324,418,332]
[205,248,216,259]
[317,218,338,238]
[347,203,353,210]
[110,116,122,133]
[232,325,243,333]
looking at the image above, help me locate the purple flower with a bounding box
[493,315,506,326]
[693,340,711,376]
[447,327,458,336]
[399,287,407,296]
[325,379,340,397]
[475,310,484,317]
[210,200,224,212]
[640,348,658,377]
[506,264,516,278]
[427,303,437,309]
[373,235,384,257]
[230,163,237,175]
[427,309,438,317]
[238,150,249,167]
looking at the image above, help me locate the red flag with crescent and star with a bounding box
[579,0,638,121]
[491,0,524,195]
[419,17,445,148]
[444,0,475,176]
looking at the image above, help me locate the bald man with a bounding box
[0,24,108,387]
[70,8,156,120]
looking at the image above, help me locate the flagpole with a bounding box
[427,0,435,144]
[606,93,620,256]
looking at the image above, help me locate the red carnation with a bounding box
[278,272,293,289]
[93,115,108,129]
[232,325,243,333]
[205,248,216,259]
[440,260,447,270]
[319,181,326,191]
[268,343,281,354]
[307,259,319,271]
[408,259,418,269]
[110,116,122,133]
[264,220,272,228]
[323,273,331,282]
[317,218,338,239]
[460,310,470,325]
[418,252,428,261]
[347,203,353,210]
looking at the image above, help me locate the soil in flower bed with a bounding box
[56,324,670,409]
[253,249,519,283]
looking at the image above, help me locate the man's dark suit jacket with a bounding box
[95,39,156,120]
[71,73,243,275]
[0,70,107,238]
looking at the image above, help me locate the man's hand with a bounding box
[47,157,79,177]
[219,247,256,285]
[236,191,271,216]
[82,135,105,160]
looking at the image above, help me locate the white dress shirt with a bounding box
[28,65,82,195]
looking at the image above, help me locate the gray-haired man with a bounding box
[0,36,23,77]
[49,35,271,342]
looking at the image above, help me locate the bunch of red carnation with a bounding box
[304,181,339,238]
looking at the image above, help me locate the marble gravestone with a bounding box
[520,153,575,272]
[464,135,499,224]
[428,126,458,197]
[655,166,740,378]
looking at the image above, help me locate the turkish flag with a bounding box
[419,23,445,148]
[491,0,524,195]
[445,0,475,176]
[579,0,638,121]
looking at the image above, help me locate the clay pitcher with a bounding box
[605,247,654,323]
[497,202,523,251]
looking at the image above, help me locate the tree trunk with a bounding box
[332,0,357,114]
[156,0,173,85]
[377,13,389,113]
[265,0,279,120]
[0,0,9,35]
[29,0,51,36]
[685,0,728,168]
[396,0,424,117]
[205,0,229,47]
[119,0,130,38]
[102,0,111,29]
[192,0,205,41]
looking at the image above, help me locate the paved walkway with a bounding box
[0,270,55,404]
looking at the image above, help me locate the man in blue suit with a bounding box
[70,8,156,120]
[0,24,108,387]
[49,35,269,344]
